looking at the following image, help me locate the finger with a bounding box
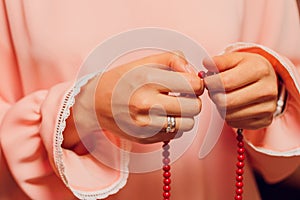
[208,81,278,111]
[129,51,192,73]
[134,115,195,132]
[225,99,277,122]
[152,94,202,117]
[226,115,273,130]
[210,52,244,72]
[131,115,195,143]
[148,68,204,95]
[204,62,263,92]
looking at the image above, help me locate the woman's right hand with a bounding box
[95,52,204,144]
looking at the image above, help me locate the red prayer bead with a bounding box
[164,178,171,185]
[236,161,245,168]
[236,169,244,175]
[236,181,244,188]
[163,192,171,198]
[163,185,171,192]
[163,171,171,178]
[237,141,244,148]
[163,165,170,172]
[236,176,243,182]
[236,134,243,141]
[235,195,243,200]
[237,154,245,161]
[198,71,206,78]
[237,147,245,154]
[236,188,243,195]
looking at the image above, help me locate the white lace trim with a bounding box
[54,73,129,199]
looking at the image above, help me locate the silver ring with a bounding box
[166,116,176,133]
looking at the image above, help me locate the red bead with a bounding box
[163,185,171,192]
[163,171,171,178]
[198,71,206,78]
[236,188,243,195]
[236,161,245,168]
[164,199,169,200]
[236,169,244,175]
[237,147,245,154]
[236,134,243,141]
[163,165,171,171]
[163,192,171,198]
[237,154,245,161]
[236,181,244,188]
[164,178,171,185]
[237,141,244,148]
[163,158,170,165]
[236,176,243,182]
[235,194,243,200]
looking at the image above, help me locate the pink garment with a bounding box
[0,0,299,199]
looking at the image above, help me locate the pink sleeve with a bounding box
[224,0,300,183]
[0,1,72,198]
[0,1,127,199]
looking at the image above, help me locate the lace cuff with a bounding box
[54,72,129,199]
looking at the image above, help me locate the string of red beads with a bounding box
[162,141,171,200]
[235,129,245,200]
[197,71,245,200]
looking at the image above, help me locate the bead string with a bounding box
[198,71,246,199]
[162,141,171,200]
[161,71,245,200]
[235,128,245,200]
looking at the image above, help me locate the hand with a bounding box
[95,51,204,143]
[203,52,278,130]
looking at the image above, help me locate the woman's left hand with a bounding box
[203,52,278,130]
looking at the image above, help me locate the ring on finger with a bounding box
[166,116,176,133]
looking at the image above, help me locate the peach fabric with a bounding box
[0,0,299,199]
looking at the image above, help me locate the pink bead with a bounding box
[236,181,244,188]
[163,171,171,178]
[162,151,170,157]
[236,176,243,182]
[163,158,170,165]
[235,195,243,200]
[163,192,171,198]
[236,188,243,195]
[163,185,171,192]
[236,169,244,175]
[237,154,245,161]
[236,161,245,168]
[237,147,245,154]
[164,178,171,185]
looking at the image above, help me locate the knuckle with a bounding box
[130,95,152,113]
